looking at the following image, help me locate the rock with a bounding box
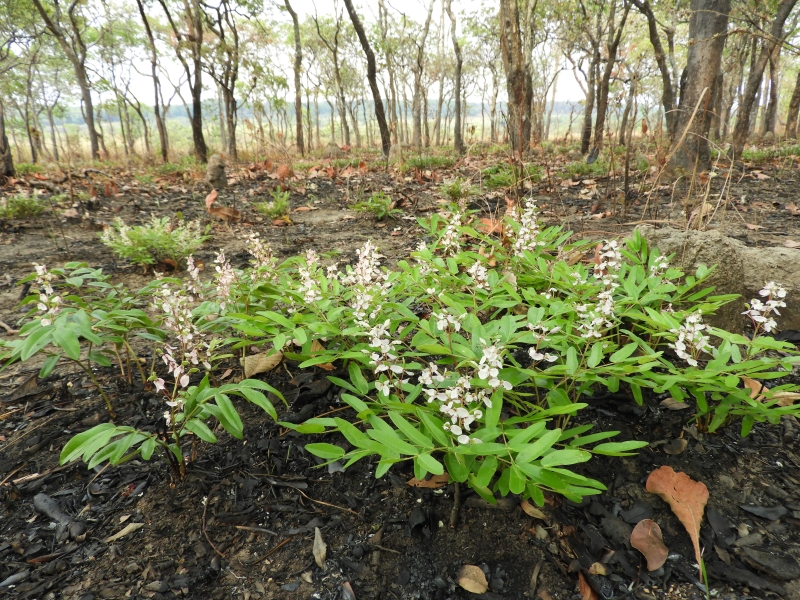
[763,130,775,141]
[325,142,344,158]
[635,226,800,332]
[205,154,226,189]
[388,143,403,164]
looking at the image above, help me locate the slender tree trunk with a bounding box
[544,69,559,142]
[46,106,59,162]
[762,52,780,136]
[785,70,800,138]
[593,2,631,150]
[619,76,636,145]
[709,71,724,140]
[285,0,304,156]
[580,55,598,154]
[444,0,464,154]
[411,0,435,147]
[731,0,798,154]
[306,85,313,151]
[433,1,445,146]
[0,101,14,179]
[669,0,731,172]
[344,0,391,156]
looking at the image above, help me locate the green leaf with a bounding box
[444,453,469,482]
[507,422,547,451]
[515,429,561,464]
[60,423,117,465]
[52,328,81,361]
[39,353,62,378]
[474,456,498,488]
[417,409,450,446]
[509,464,526,494]
[592,440,648,456]
[212,393,243,439]
[335,418,369,447]
[539,449,591,467]
[141,436,157,460]
[415,453,444,475]
[366,428,418,456]
[260,310,295,329]
[306,443,346,460]
[238,388,277,420]
[565,346,578,374]
[610,342,638,363]
[185,419,218,443]
[388,412,434,449]
[587,342,604,368]
[348,362,369,395]
[20,326,54,361]
[110,432,142,464]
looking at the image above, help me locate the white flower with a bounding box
[154,378,166,392]
[375,380,391,397]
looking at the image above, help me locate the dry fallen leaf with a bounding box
[587,562,607,576]
[477,217,503,234]
[276,164,294,181]
[742,376,800,406]
[786,202,800,216]
[630,519,669,571]
[104,522,144,543]
[208,205,242,223]
[205,189,218,210]
[406,473,450,489]
[241,351,283,378]
[660,398,690,410]
[457,565,488,594]
[577,572,598,600]
[662,438,688,455]
[688,202,714,229]
[784,240,800,248]
[744,223,764,230]
[310,340,335,371]
[520,500,547,520]
[313,527,327,568]
[646,466,708,576]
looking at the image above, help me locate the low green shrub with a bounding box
[0,194,46,219]
[3,207,798,505]
[350,191,399,220]
[100,216,210,267]
[255,189,290,219]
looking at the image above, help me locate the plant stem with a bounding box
[74,360,115,418]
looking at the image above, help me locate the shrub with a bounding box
[100,216,210,267]
[5,210,799,505]
[403,154,456,172]
[255,189,290,220]
[350,191,399,220]
[0,194,46,219]
[441,177,476,201]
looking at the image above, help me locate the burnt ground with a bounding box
[1,149,800,600]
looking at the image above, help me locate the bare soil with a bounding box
[2,151,800,600]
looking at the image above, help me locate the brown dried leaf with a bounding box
[587,562,607,576]
[241,351,283,378]
[520,500,547,520]
[208,205,241,222]
[313,527,327,568]
[276,164,293,181]
[205,189,218,210]
[646,466,708,576]
[310,340,335,371]
[688,202,714,229]
[630,519,669,571]
[742,376,800,406]
[786,202,800,216]
[784,240,800,248]
[406,473,450,489]
[744,223,764,230]
[359,160,368,174]
[577,572,598,600]
[662,438,688,455]
[457,565,488,594]
[477,217,503,234]
[660,398,690,410]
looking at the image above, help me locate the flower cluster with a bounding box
[668,311,712,367]
[650,253,670,278]
[467,260,489,290]
[508,199,545,256]
[439,211,463,255]
[434,310,464,332]
[743,282,787,334]
[420,366,488,445]
[297,249,323,305]
[363,320,406,396]
[576,241,622,339]
[344,241,392,327]
[214,250,236,311]
[33,264,61,326]
[527,322,559,363]
[476,339,513,391]
[246,233,276,278]
[185,256,204,302]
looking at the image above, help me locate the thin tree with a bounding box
[135,0,168,162]
[30,0,101,159]
[411,0,435,148]
[445,0,464,154]
[343,0,391,156]
[285,0,304,156]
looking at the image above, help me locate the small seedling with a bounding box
[350,191,400,220]
[0,194,46,219]
[100,216,210,268]
[256,188,291,219]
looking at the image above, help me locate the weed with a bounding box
[481,163,543,189]
[0,194,46,219]
[440,177,476,201]
[564,159,607,178]
[100,216,210,268]
[135,174,155,185]
[350,191,399,220]
[14,163,44,176]
[255,189,291,219]
[402,154,456,172]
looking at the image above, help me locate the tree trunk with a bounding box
[731,0,798,154]
[500,0,532,154]
[444,0,464,154]
[344,0,391,156]
[544,68,559,142]
[0,101,14,180]
[762,52,780,136]
[632,0,677,137]
[709,71,724,141]
[46,106,59,162]
[785,70,800,138]
[668,0,730,172]
[619,76,636,145]
[347,101,361,147]
[580,55,598,154]
[285,0,304,156]
[490,69,499,143]
[592,1,631,151]
[135,0,168,162]
[433,1,445,147]
[411,0,435,148]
